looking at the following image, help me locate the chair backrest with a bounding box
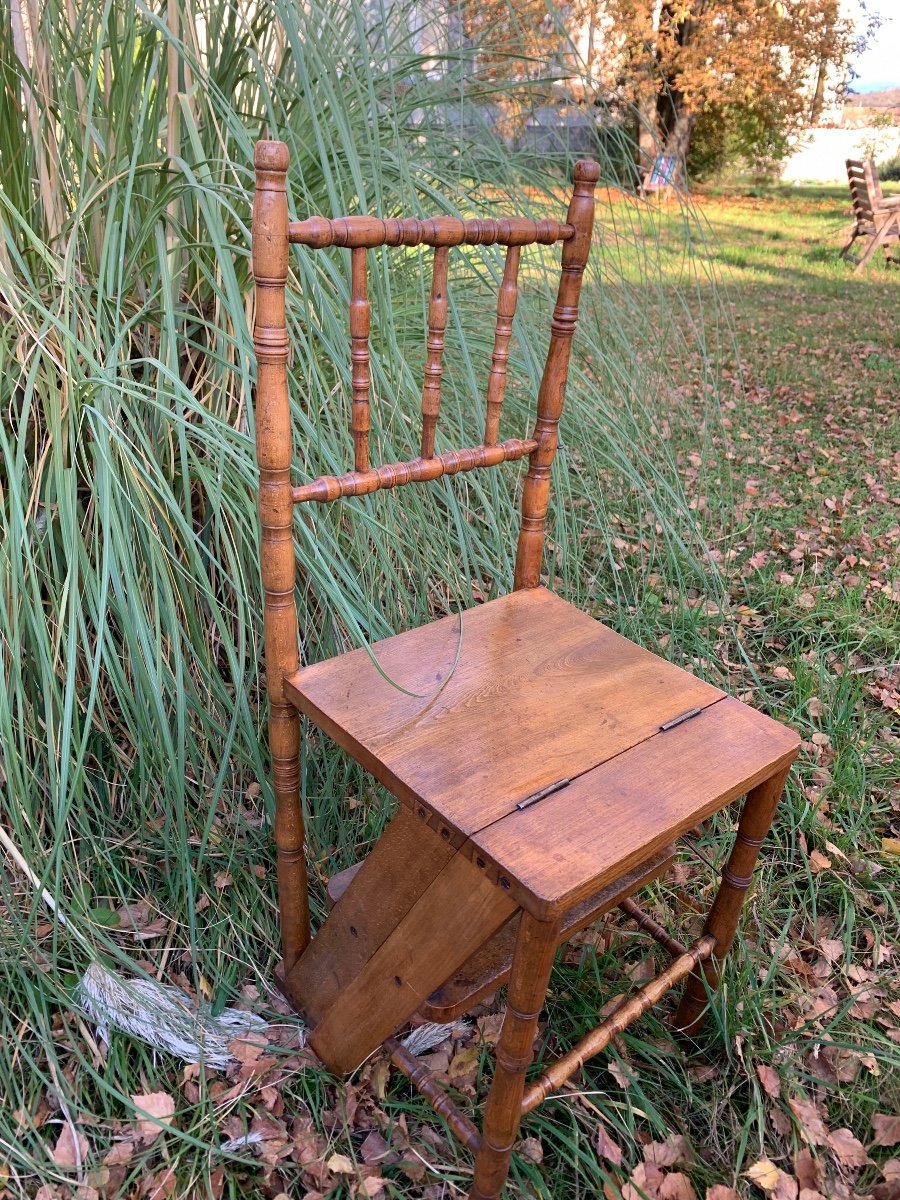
[846,158,877,227]
[251,139,599,659]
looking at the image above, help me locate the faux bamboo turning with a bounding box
[514,159,600,590]
[291,438,537,504]
[289,214,575,249]
[520,934,716,1115]
[252,140,309,970]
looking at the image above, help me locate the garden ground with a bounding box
[9,185,899,1200]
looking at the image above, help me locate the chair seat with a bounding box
[285,588,798,918]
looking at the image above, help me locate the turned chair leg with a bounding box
[674,765,790,1037]
[469,913,560,1200]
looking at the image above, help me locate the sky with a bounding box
[851,3,899,91]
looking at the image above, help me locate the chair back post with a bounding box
[253,139,310,970]
[513,159,599,589]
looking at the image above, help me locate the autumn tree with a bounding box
[601,0,860,178]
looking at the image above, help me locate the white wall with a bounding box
[781,125,900,182]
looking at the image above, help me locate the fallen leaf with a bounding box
[327,1153,355,1174]
[660,1173,698,1199]
[51,1125,89,1170]
[818,938,844,964]
[359,1131,391,1165]
[809,850,831,873]
[745,1159,797,1196]
[789,1096,829,1145]
[794,1148,823,1191]
[103,1141,135,1166]
[756,1064,781,1099]
[130,1092,175,1144]
[882,839,900,857]
[517,1137,543,1164]
[595,1123,624,1167]
[447,1047,478,1081]
[644,1133,695,1168]
[706,1188,741,1200]
[827,1127,871,1167]
[227,1032,268,1064]
[624,1162,666,1200]
[872,1114,900,1147]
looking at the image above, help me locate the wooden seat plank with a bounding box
[469,696,800,920]
[285,588,724,839]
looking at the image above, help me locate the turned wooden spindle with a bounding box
[469,914,560,1200]
[289,213,574,249]
[252,140,310,970]
[349,246,371,471]
[673,765,791,1037]
[420,246,449,458]
[513,160,600,590]
[483,245,520,447]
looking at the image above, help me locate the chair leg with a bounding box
[854,218,896,272]
[674,764,790,1037]
[469,912,559,1200]
[838,228,859,261]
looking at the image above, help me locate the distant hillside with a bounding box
[845,87,900,109]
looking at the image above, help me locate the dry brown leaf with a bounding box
[130,1092,176,1144]
[808,850,831,873]
[827,1127,871,1168]
[227,1032,268,1064]
[447,1047,478,1080]
[793,1148,823,1191]
[644,1133,695,1168]
[51,1125,89,1171]
[517,1137,543,1164]
[881,838,900,857]
[359,1130,391,1165]
[756,1064,781,1098]
[746,1160,798,1198]
[103,1141,135,1167]
[659,1172,698,1199]
[595,1123,624,1167]
[141,1167,176,1199]
[624,1162,666,1200]
[706,1188,741,1200]
[354,1178,385,1198]
[327,1153,355,1174]
[772,1175,798,1200]
[872,1114,900,1147]
[818,938,844,964]
[788,1096,830,1145]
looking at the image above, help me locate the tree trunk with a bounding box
[809,60,827,125]
[662,105,695,185]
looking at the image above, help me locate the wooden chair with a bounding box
[841,158,900,271]
[640,153,678,200]
[252,139,799,1199]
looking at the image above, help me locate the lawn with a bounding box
[3,184,898,1200]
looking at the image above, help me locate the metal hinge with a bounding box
[515,777,571,811]
[659,706,703,732]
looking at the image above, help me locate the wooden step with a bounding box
[325,841,677,1024]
